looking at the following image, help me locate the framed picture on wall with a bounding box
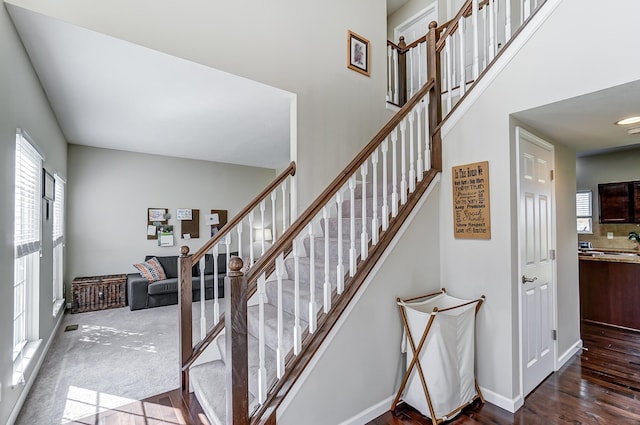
[43,170,55,201]
[347,30,370,77]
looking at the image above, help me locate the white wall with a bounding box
[66,145,276,291]
[7,0,392,212]
[439,0,640,406]
[387,0,438,42]
[0,4,68,423]
[278,181,441,425]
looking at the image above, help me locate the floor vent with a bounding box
[64,324,79,332]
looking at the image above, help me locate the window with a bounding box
[53,175,65,313]
[14,129,42,362]
[576,190,592,234]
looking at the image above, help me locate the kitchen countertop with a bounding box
[579,248,640,264]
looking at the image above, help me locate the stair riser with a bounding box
[302,236,355,264]
[284,258,342,290]
[264,279,322,323]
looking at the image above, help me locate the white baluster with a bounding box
[276,253,285,378]
[424,96,431,171]
[391,129,399,217]
[417,43,423,89]
[271,191,277,243]
[459,19,466,96]
[308,223,317,333]
[360,163,369,261]
[523,0,531,21]
[393,49,399,105]
[387,45,393,102]
[281,181,288,231]
[260,200,266,256]
[349,176,357,276]
[213,244,220,324]
[472,0,480,80]
[416,102,424,179]
[408,110,416,193]
[409,48,415,96]
[257,273,267,404]
[505,0,512,42]
[293,239,302,354]
[236,223,243,261]
[381,138,390,231]
[445,35,453,113]
[249,211,255,266]
[225,234,232,277]
[336,191,345,294]
[400,118,408,205]
[199,256,206,340]
[489,0,496,61]
[322,207,331,313]
[371,149,379,245]
[483,6,488,70]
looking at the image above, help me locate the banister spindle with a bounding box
[199,256,206,340]
[417,42,423,89]
[308,223,317,333]
[393,48,400,105]
[445,34,453,113]
[459,19,467,96]
[257,272,267,404]
[416,101,424,179]
[293,239,302,355]
[249,211,255,266]
[408,48,415,97]
[260,200,266,256]
[224,257,248,425]
[371,149,379,245]
[322,206,331,313]
[400,118,408,205]
[505,0,512,41]
[489,0,496,61]
[523,0,531,21]
[360,163,369,261]
[381,138,390,231]
[349,176,357,277]
[336,191,345,294]
[483,7,488,69]
[281,180,288,232]
[472,0,480,80]
[276,253,285,378]
[236,223,243,261]
[224,233,231,275]
[391,128,399,217]
[387,45,393,102]
[213,243,220,324]
[408,109,416,193]
[424,96,431,171]
[271,191,277,243]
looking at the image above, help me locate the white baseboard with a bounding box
[7,310,65,425]
[337,395,395,425]
[480,386,523,413]
[557,339,582,370]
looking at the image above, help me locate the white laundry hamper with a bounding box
[391,289,485,424]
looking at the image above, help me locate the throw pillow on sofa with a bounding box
[133,257,167,283]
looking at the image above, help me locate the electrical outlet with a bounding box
[607,232,614,239]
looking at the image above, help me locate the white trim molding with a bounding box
[337,395,395,425]
[480,386,524,413]
[557,339,583,370]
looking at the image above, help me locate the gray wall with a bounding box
[0,4,68,423]
[66,145,276,292]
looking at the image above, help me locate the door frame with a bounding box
[515,126,559,399]
[393,3,438,44]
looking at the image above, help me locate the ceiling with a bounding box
[513,80,640,157]
[7,5,293,170]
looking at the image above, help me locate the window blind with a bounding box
[53,175,65,245]
[15,131,43,258]
[576,191,592,217]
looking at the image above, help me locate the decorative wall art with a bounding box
[180,209,200,239]
[347,30,370,77]
[147,208,168,240]
[209,209,228,237]
[452,161,491,239]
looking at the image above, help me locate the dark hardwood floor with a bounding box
[369,321,640,425]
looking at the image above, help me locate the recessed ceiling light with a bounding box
[616,116,640,125]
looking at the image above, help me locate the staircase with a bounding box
[177,0,549,423]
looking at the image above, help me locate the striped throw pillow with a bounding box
[133,257,167,283]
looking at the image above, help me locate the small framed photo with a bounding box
[43,170,55,201]
[347,30,370,77]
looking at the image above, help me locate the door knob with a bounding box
[522,275,538,284]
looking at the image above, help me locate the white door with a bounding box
[517,127,555,396]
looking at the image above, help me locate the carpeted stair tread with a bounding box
[283,257,341,290]
[264,278,322,324]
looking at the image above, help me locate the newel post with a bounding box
[427,21,443,171]
[178,246,193,391]
[398,36,408,106]
[226,257,249,425]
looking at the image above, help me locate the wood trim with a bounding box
[189,161,296,265]
[245,81,434,287]
[178,247,193,391]
[250,169,439,424]
[436,0,472,52]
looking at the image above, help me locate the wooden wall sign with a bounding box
[452,161,491,239]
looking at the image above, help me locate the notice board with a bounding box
[452,161,491,239]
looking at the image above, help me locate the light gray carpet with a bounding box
[16,300,221,425]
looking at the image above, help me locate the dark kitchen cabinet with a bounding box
[633,182,640,221]
[599,182,632,223]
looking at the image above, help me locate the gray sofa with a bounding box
[127,253,234,311]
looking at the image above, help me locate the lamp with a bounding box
[255,228,273,242]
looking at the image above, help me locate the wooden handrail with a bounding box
[244,79,435,285]
[189,161,296,265]
[387,35,427,53]
[436,0,472,52]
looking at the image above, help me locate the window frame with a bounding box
[576,190,593,234]
[52,174,65,314]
